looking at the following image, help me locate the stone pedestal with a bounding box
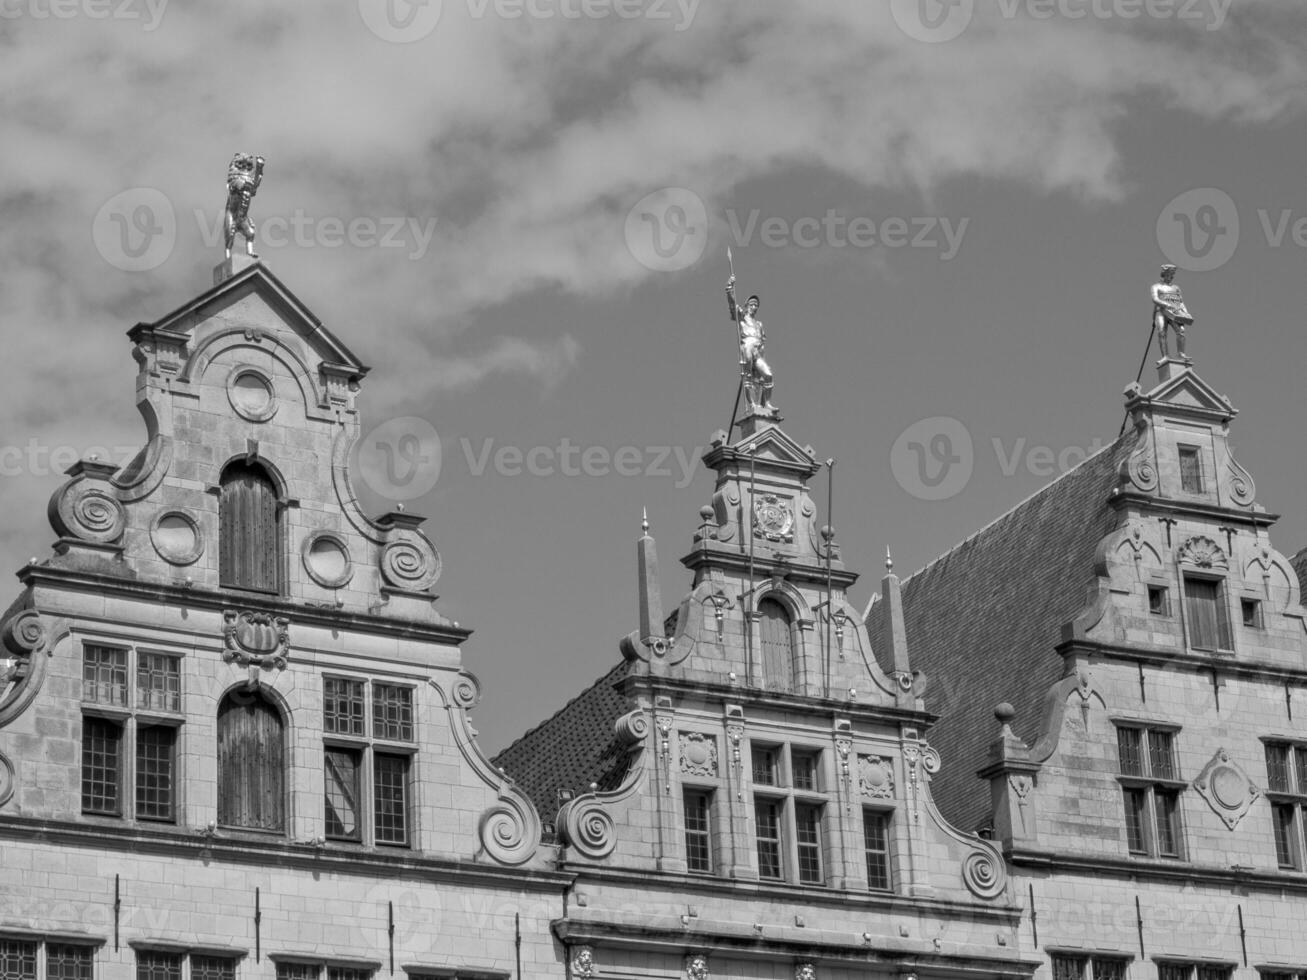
[1156,355,1192,383]
[213,252,261,285]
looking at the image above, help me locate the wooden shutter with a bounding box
[1183,577,1220,650]
[758,598,795,692]
[217,693,285,831]
[219,463,280,592]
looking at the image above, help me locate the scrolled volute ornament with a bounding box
[961,848,1007,900]
[49,471,127,545]
[614,707,649,746]
[380,533,442,593]
[477,796,540,866]
[0,609,50,729]
[558,793,617,860]
[451,671,481,709]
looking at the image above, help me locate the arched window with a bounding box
[758,597,796,692]
[219,461,281,592]
[217,690,286,831]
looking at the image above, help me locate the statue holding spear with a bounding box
[725,248,777,419]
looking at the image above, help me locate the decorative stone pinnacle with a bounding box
[885,546,894,573]
[642,507,649,536]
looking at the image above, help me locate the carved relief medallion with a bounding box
[752,493,794,543]
[680,732,719,777]
[1193,748,1260,830]
[858,755,894,799]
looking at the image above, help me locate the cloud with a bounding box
[422,334,581,392]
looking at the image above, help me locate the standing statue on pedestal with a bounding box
[1151,263,1193,361]
[726,268,776,416]
[224,153,266,260]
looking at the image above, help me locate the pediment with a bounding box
[128,262,368,378]
[733,425,819,469]
[1139,368,1235,419]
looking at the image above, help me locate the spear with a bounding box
[726,247,746,435]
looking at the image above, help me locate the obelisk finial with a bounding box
[885,546,894,573]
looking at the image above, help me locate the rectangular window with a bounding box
[751,746,778,786]
[863,809,891,891]
[1158,967,1189,980]
[794,803,823,884]
[275,966,318,980]
[1123,787,1149,854]
[83,645,128,707]
[373,754,410,846]
[46,946,93,980]
[1179,445,1204,493]
[0,940,37,980]
[791,751,819,791]
[1051,958,1084,980]
[1196,967,1232,980]
[754,800,782,880]
[326,969,371,980]
[1184,577,1231,651]
[136,654,180,713]
[371,685,413,742]
[1265,741,1307,871]
[135,951,181,980]
[324,747,363,842]
[81,717,123,816]
[1092,960,1129,980]
[1154,789,1181,857]
[190,959,237,980]
[134,725,176,822]
[1242,598,1264,629]
[1117,725,1183,858]
[323,678,365,736]
[683,790,713,874]
[1148,586,1170,616]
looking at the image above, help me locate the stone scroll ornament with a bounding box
[380,532,442,593]
[0,610,49,729]
[49,471,127,544]
[221,610,290,669]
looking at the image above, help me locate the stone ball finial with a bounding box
[820,524,833,541]
[699,505,715,523]
[994,702,1016,725]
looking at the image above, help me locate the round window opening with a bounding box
[228,368,277,421]
[303,533,353,588]
[151,511,204,565]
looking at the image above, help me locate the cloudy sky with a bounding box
[3,0,1307,751]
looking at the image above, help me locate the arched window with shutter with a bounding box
[217,690,286,832]
[758,597,796,692]
[219,461,281,593]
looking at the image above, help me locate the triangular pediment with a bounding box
[129,261,368,377]
[735,425,818,467]
[1130,366,1236,421]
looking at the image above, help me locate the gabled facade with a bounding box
[0,255,564,980]
[495,408,1038,980]
[871,355,1307,980]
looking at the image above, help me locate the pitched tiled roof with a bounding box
[1290,548,1307,593]
[868,435,1131,832]
[491,660,634,821]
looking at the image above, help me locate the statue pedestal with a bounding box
[213,252,261,285]
[1156,356,1192,383]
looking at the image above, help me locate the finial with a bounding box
[396,502,405,513]
[885,546,894,573]
[641,507,649,535]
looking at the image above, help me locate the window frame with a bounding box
[681,787,715,875]
[1263,738,1307,871]
[1181,574,1233,654]
[79,641,184,825]
[0,933,105,980]
[748,740,830,887]
[217,460,285,596]
[321,674,418,848]
[862,807,893,892]
[1177,444,1205,494]
[1114,722,1186,859]
[1048,953,1133,980]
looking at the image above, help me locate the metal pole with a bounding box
[1120,319,1158,436]
[825,459,835,698]
[746,449,756,687]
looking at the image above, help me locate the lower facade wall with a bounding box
[1016,870,1307,980]
[2,837,564,980]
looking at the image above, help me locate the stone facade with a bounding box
[881,357,1307,980]
[0,257,563,980]
[495,412,1037,979]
